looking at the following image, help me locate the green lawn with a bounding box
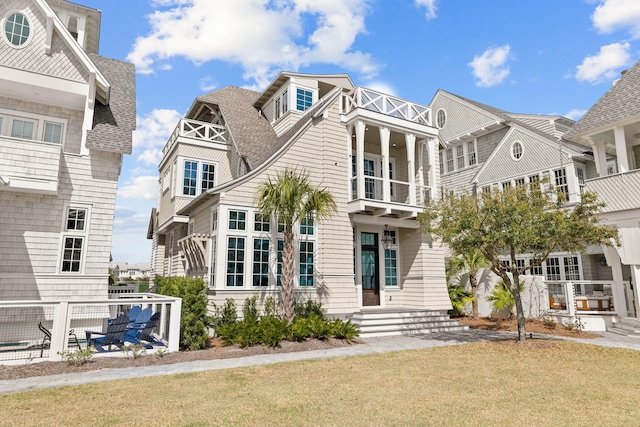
[1,340,639,426]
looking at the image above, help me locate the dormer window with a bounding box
[296,88,313,112]
[3,12,31,47]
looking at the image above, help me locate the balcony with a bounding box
[585,169,640,213]
[349,174,430,218]
[0,135,61,195]
[162,119,228,157]
[342,87,432,126]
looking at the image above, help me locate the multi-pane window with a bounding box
[564,256,581,280]
[277,240,284,286]
[296,88,313,111]
[275,98,281,120]
[252,239,270,286]
[445,149,453,172]
[254,213,270,232]
[226,237,245,286]
[439,151,444,174]
[43,122,63,143]
[554,168,568,199]
[546,257,561,280]
[511,141,523,160]
[201,163,215,193]
[385,249,398,286]
[182,161,198,195]
[211,209,218,232]
[502,181,511,190]
[300,217,314,235]
[282,91,288,113]
[228,210,246,230]
[516,258,526,270]
[529,259,544,276]
[576,167,586,193]
[456,145,464,169]
[467,141,476,166]
[182,160,215,196]
[66,208,86,231]
[11,119,34,139]
[299,241,314,286]
[515,177,526,187]
[61,237,83,272]
[4,13,30,46]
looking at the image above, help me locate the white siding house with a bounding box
[0,0,136,300]
[149,72,465,335]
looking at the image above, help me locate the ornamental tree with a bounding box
[418,183,618,341]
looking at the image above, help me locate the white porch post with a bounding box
[614,126,629,173]
[604,245,629,317]
[405,133,416,206]
[591,139,608,176]
[566,282,576,317]
[631,265,640,319]
[356,121,366,200]
[380,126,391,202]
[428,138,438,202]
[347,124,354,201]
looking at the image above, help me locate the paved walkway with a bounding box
[1,329,639,395]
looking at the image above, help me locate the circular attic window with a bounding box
[436,109,447,129]
[511,141,523,160]
[4,12,30,47]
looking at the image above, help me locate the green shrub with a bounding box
[213,298,238,332]
[263,296,279,318]
[217,322,239,346]
[448,283,473,316]
[243,295,259,324]
[289,317,312,342]
[155,276,213,350]
[330,318,359,342]
[259,316,289,348]
[307,314,332,340]
[58,347,93,366]
[294,299,326,320]
[235,319,261,348]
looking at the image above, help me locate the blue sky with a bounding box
[83,0,640,263]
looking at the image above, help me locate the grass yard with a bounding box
[1,340,639,426]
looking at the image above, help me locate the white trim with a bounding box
[510,140,524,161]
[1,10,34,49]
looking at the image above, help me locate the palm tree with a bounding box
[256,169,337,323]
[448,249,487,319]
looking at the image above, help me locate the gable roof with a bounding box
[86,55,136,154]
[565,60,640,139]
[195,87,280,169]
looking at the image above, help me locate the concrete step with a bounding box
[350,309,468,338]
[606,325,640,338]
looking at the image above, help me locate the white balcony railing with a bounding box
[342,87,432,126]
[162,119,228,156]
[350,175,431,208]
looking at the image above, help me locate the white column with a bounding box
[592,139,608,176]
[347,124,354,201]
[631,265,640,319]
[566,282,576,317]
[603,245,629,317]
[405,133,416,206]
[614,126,629,173]
[380,126,391,202]
[428,138,438,202]
[356,121,366,200]
[564,162,580,203]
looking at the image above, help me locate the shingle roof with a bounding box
[196,87,279,169]
[566,60,640,139]
[447,91,588,156]
[86,55,136,154]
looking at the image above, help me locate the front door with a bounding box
[361,232,380,306]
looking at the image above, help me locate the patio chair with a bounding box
[37,322,80,357]
[127,305,142,323]
[130,307,152,328]
[85,313,130,352]
[125,312,165,348]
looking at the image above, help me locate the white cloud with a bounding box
[415,0,437,20]
[575,42,631,83]
[118,175,159,199]
[468,45,512,88]
[127,0,377,87]
[133,109,183,165]
[565,109,587,121]
[593,0,640,38]
[199,76,217,92]
[364,80,397,96]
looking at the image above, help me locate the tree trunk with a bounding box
[511,274,527,341]
[282,228,295,323]
[470,271,479,320]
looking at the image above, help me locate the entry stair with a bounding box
[350,309,468,338]
[607,317,640,338]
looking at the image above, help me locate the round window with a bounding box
[4,12,30,47]
[511,141,523,160]
[436,109,447,129]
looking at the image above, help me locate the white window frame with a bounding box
[467,140,477,166]
[2,11,33,48]
[178,158,218,197]
[58,204,91,274]
[511,141,524,161]
[436,108,447,129]
[384,227,399,287]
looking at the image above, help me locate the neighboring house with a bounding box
[149,72,460,333]
[0,0,135,300]
[110,262,151,281]
[430,90,620,328]
[566,59,640,323]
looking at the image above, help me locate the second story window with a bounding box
[445,149,453,172]
[228,210,246,230]
[181,160,216,196]
[456,145,464,169]
[296,88,313,112]
[4,12,30,47]
[66,208,87,231]
[554,168,568,199]
[274,98,281,120]
[11,119,34,139]
[467,141,476,166]
[43,122,63,144]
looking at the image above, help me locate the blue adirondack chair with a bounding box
[85,313,129,352]
[125,312,165,348]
